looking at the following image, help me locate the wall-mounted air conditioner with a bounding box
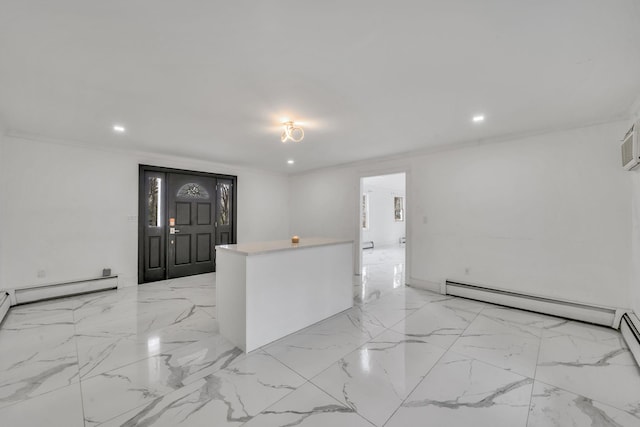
[622,121,640,170]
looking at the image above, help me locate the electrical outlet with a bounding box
[37,269,46,278]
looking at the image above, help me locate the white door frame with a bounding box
[354,166,411,284]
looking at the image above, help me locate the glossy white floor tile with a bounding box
[390,296,485,349]
[0,316,79,408]
[481,306,568,330]
[310,329,446,426]
[386,352,534,427]
[262,310,377,380]
[0,382,84,427]
[2,298,76,326]
[536,332,640,417]
[244,381,374,427]
[100,351,305,426]
[528,381,640,427]
[81,335,248,424]
[543,318,629,348]
[1,254,638,426]
[449,313,541,377]
[75,333,182,380]
[355,245,405,305]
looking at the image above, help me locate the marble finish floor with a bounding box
[355,244,405,305]
[1,252,639,426]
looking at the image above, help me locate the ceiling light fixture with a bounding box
[287,159,295,165]
[281,121,304,143]
[472,115,485,123]
[113,124,126,133]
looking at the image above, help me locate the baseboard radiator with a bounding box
[0,292,10,324]
[620,313,640,367]
[445,280,618,328]
[14,276,118,305]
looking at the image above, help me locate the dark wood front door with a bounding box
[167,173,216,279]
[139,166,237,284]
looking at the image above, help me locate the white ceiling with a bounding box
[1,1,639,173]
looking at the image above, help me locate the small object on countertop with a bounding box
[291,235,300,244]
[102,268,111,277]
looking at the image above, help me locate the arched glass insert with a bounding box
[177,183,210,199]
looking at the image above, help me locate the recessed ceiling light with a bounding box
[472,115,485,123]
[113,124,126,133]
[287,160,295,165]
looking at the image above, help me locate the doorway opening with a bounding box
[357,172,406,303]
[138,165,237,284]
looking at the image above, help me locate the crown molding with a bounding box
[5,130,288,178]
[290,116,628,177]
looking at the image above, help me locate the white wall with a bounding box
[0,125,5,294]
[413,121,630,308]
[290,121,632,309]
[289,165,368,274]
[629,96,640,316]
[362,177,405,247]
[0,135,290,290]
[289,167,358,241]
[1,120,633,311]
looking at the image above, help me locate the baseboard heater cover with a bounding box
[0,292,10,324]
[445,280,617,328]
[620,313,640,367]
[14,276,118,305]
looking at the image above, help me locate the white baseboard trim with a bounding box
[14,276,118,305]
[445,280,618,328]
[620,312,640,367]
[0,292,10,324]
[407,277,443,294]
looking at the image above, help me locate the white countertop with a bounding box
[215,237,353,256]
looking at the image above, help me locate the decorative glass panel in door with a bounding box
[216,179,233,245]
[142,172,166,282]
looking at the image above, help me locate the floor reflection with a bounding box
[355,244,405,304]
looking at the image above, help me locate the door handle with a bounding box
[170,227,181,234]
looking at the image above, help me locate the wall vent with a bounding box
[445,280,619,327]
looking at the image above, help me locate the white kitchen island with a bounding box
[215,237,353,352]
